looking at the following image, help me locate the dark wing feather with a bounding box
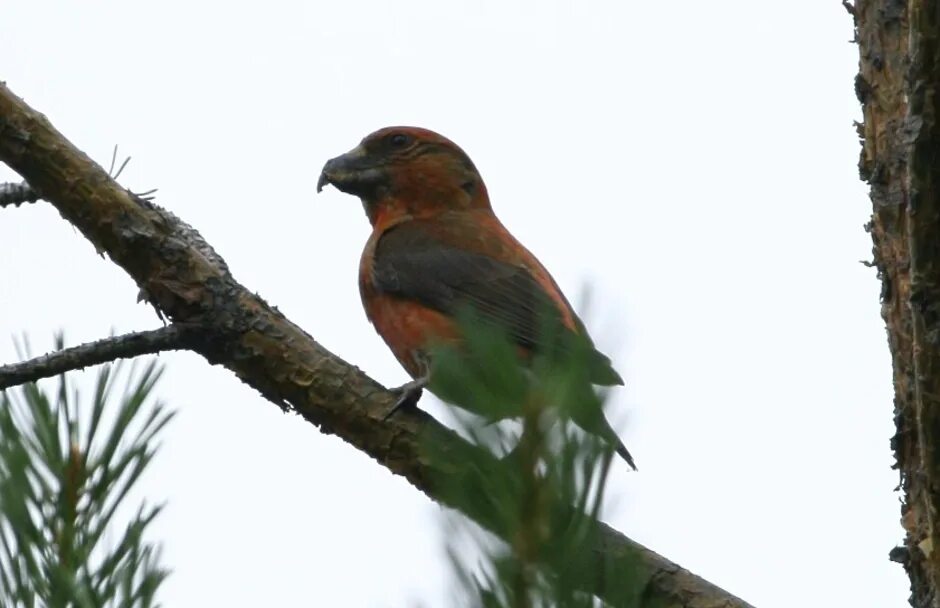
[373,223,554,352]
[372,222,623,386]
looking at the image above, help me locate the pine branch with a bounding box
[0,354,172,606]
[0,181,39,208]
[434,327,628,606]
[0,82,753,608]
[0,327,191,390]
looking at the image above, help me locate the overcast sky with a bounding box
[0,1,908,606]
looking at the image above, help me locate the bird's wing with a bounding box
[371,219,623,385]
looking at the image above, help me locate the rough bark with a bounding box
[855,1,940,605]
[0,82,752,608]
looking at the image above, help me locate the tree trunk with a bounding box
[855,1,940,605]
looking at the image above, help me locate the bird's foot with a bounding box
[383,375,429,420]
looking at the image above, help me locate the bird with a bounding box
[317,126,635,469]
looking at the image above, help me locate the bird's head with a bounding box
[317,126,490,225]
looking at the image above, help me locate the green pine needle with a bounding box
[0,339,172,608]
[426,313,643,607]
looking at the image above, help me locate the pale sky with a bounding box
[0,1,907,606]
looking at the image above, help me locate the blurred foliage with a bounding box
[426,312,642,608]
[0,335,172,608]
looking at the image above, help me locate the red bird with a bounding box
[317,127,634,469]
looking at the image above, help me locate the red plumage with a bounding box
[318,126,634,468]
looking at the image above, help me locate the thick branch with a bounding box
[0,327,190,390]
[0,82,752,608]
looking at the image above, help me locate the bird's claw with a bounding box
[383,376,428,420]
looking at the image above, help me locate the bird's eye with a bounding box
[389,133,411,148]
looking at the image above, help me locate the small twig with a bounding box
[113,156,131,181]
[108,144,131,180]
[0,326,193,390]
[108,144,119,176]
[135,188,158,201]
[0,181,40,208]
[109,144,157,199]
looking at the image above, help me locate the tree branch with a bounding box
[0,82,752,608]
[0,326,191,390]
[0,181,39,207]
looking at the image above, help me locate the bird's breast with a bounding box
[358,220,461,378]
[361,293,461,378]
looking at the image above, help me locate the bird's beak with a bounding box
[315,167,332,193]
[316,145,384,196]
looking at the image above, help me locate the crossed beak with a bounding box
[317,145,384,196]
